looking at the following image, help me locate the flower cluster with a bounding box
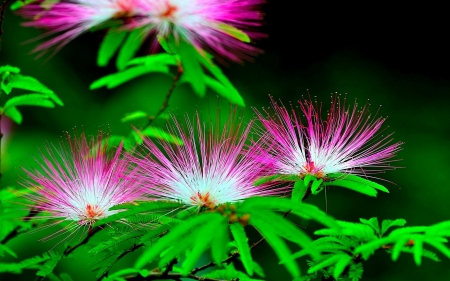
[254,95,402,180]
[18,0,264,61]
[20,96,401,243]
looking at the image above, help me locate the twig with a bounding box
[97,243,144,281]
[147,64,183,126]
[125,271,228,281]
[0,207,40,245]
[64,226,101,256]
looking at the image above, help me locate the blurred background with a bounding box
[1,2,449,281]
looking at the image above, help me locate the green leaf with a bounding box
[4,94,55,110]
[211,218,230,267]
[88,230,147,255]
[197,53,243,106]
[307,254,342,274]
[8,75,63,106]
[333,254,353,280]
[204,76,245,106]
[252,261,265,278]
[181,217,224,275]
[95,201,183,226]
[36,252,63,277]
[292,180,307,202]
[139,126,183,145]
[251,210,319,259]
[4,106,23,124]
[134,212,222,269]
[0,244,17,258]
[241,197,338,230]
[127,53,178,67]
[423,237,450,259]
[0,65,20,74]
[1,81,12,94]
[116,28,145,70]
[176,40,206,96]
[90,64,170,90]
[391,237,411,261]
[381,219,407,236]
[360,217,380,236]
[325,173,389,196]
[98,29,128,67]
[251,217,300,277]
[59,273,74,281]
[413,237,424,266]
[253,174,299,186]
[230,223,253,276]
[121,111,148,123]
[215,23,251,43]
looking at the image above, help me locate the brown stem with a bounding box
[0,0,9,50]
[147,64,183,126]
[63,226,101,256]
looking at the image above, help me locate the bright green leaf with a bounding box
[98,29,128,67]
[4,94,55,110]
[204,76,244,106]
[116,28,145,70]
[292,180,307,202]
[381,219,407,236]
[140,126,183,145]
[4,106,23,124]
[134,212,222,269]
[121,111,148,123]
[253,174,299,186]
[215,23,251,43]
[230,223,253,276]
[175,40,206,96]
[360,217,380,236]
[8,75,63,106]
[127,53,178,67]
[333,254,352,280]
[0,65,20,74]
[211,218,229,267]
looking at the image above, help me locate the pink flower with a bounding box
[128,111,284,209]
[18,0,148,52]
[254,96,402,179]
[20,133,143,241]
[132,0,265,62]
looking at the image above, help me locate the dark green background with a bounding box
[1,2,449,281]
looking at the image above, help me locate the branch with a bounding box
[97,243,144,281]
[125,271,228,281]
[64,226,101,256]
[147,64,183,126]
[0,208,40,245]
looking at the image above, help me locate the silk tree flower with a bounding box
[132,0,265,62]
[128,112,285,209]
[20,133,143,241]
[18,0,148,52]
[254,96,402,179]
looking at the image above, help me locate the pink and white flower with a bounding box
[133,0,265,62]
[254,95,402,179]
[128,112,284,209]
[18,0,148,52]
[20,133,143,241]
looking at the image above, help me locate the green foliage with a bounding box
[134,212,227,270]
[0,65,63,124]
[237,197,339,277]
[298,217,450,280]
[137,126,184,145]
[203,263,264,281]
[0,252,59,274]
[230,223,254,275]
[0,244,17,258]
[175,40,207,96]
[97,28,128,67]
[116,28,146,70]
[253,174,300,186]
[95,201,184,226]
[324,173,389,197]
[216,23,251,43]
